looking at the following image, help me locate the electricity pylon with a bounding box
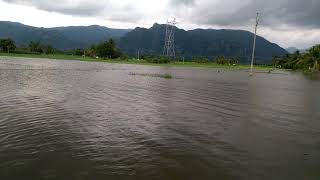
[163,18,177,59]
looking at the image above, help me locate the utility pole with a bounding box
[250,12,260,76]
[137,49,140,60]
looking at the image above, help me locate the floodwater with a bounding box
[0,57,319,180]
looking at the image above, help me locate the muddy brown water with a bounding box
[0,57,319,180]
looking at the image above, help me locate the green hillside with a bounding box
[119,23,287,64]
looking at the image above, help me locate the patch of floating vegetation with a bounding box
[129,72,173,79]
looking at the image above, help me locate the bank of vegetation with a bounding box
[272,44,320,72]
[0,37,270,69]
[0,38,122,59]
[3,37,317,72]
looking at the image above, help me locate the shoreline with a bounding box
[0,53,276,70]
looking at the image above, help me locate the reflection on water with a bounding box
[0,57,320,180]
[302,71,320,80]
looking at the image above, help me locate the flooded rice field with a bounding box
[0,57,319,180]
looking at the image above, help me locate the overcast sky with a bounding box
[0,0,319,49]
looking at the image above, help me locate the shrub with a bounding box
[193,58,209,63]
[144,55,170,64]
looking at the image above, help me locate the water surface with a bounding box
[0,57,319,180]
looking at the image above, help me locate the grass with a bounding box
[0,52,277,70]
[163,73,173,79]
[0,52,97,61]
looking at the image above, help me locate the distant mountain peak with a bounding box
[286,47,307,54]
[150,23,166,29]
[152,23,160,26]
[119,23,287,64]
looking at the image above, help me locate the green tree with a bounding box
[143,55,170,64]
[0,38,16,53]
[229,56,240,65]
[28,41,42,53]
[73,48,85,56]
[272,45,320,72]
[96,39,121,59]
[86,45,97,57]
[215,56,227,65]
[108,39,116,47]
[28,41,55,54]
[309,45,320,59]
[272,56,284,68]
[41,44,55,54]
[307,45,320,71]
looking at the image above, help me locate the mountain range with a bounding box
[119,23,287,63]
[285,47,307,54]
[0,21,130,49]
[0,21,288,64]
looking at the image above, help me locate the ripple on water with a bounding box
[0,57,319,180]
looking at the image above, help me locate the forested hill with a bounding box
[119,23,287,64]
[0,21,131,49]
[0,21,287,64]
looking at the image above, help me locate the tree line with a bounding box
[28,41,55,54]
[0,38,56,54]
[272,44,320,72]
[0,38,16,53]
[0,38,241,65]
[72,39,122,59]
[2,37,318,71]
[0,38,122,59]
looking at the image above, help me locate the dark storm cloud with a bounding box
[180,0,320,29]
[3,0,320,28]
[3,0,143,22]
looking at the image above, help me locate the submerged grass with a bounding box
[0,52,276,70]
[129,72,173,79]
[163,73,173,79]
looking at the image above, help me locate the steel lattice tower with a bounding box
[163,18,177,58]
